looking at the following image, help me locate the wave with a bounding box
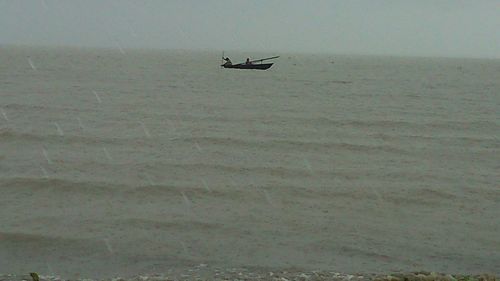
[175,136,409,154]
[113,218,223,231]
[2,103,97,114]
[0,175,396,204]
[0,177,120,194]
[338,245,394,261]
[370,132,499,148]
[0,231,106,253]
[462,186,500,202]
[409,187,459,200]
[0,127,141,145]
[166,115,499,137]
[122,183,239,199]
[0,231,84,243]
[3,103,50,111]
[383,188,459,206]
[333,119,499,131]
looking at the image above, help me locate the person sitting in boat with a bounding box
[245,58,252,64]
[223,57,232,66]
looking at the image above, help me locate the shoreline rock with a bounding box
[1,269,497,281]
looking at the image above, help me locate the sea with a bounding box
[0,46,499,278]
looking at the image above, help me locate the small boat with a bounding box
[221,53,279,70]
[222,63,274,70]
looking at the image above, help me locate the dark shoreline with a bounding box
[1,268,498,281]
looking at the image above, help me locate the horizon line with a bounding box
[2,43,499,61]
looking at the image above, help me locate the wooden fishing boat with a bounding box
[221,53,279,70]
[222,63,274,70]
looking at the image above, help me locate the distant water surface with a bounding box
[0,46,499,278]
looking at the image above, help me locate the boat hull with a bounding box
[222,63,273,70]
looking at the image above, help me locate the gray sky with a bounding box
[1,0,499,58]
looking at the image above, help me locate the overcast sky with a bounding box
[1,0,499,58]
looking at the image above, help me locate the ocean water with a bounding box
[0,46,499,278]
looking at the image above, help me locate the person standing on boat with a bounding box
[246,58,252,64]
[223,57,232,66]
